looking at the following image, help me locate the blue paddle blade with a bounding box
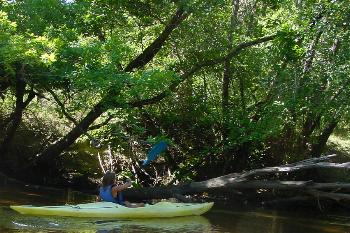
[142,141,168,166]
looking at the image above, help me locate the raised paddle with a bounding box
[142,141,168,166]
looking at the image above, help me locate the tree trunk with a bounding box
[0,76,10,101]
[251,61,287,122]
[310,120,338,157]
[35,8,188,159]
[0,65,35,157]
[300,28,323,85]
[37,102,105,159]
[222,0,240,174]
[299,114,321,151]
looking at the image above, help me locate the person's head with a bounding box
[102,171,116,187]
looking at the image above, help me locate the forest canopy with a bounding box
[0,0,349,187]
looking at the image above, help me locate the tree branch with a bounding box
[46,89,97,142]
[88,114,114,130]
[46,88,79,126]
[125,34,277,107]
[302,29,323,74]
[124,7,189,72]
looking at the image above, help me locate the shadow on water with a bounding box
[206,208,350,233]
[0,181,212,233]
[0,206,212,233]
[0,173,94,206]
[2,178,350,232]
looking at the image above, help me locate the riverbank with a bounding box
[1,133,350,212]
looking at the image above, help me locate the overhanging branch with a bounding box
[46,88,79,126]
[124,7,189,72]
[47,89,109,136]
[126,34,277,107]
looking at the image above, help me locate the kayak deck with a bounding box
[10,201,214,218]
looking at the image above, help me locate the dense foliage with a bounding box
[0,0,349,187]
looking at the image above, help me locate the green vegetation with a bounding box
[327,135,350,158]
[0,0,349,188]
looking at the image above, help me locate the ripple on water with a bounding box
[1,205,214,233]
[2,184,350,233]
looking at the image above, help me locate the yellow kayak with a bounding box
[10,201,214,218]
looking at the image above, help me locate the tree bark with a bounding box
[310,120,338,157]
[222,0,240,174]
[124,154,350,201]
[0,76,10,101]
[250,61,287,122]
[0,65,35,157]
[124,8,189,72]
[37,102,106,159]
[125,175,350,201]
[299,114,321,151]
[302,29,323,74]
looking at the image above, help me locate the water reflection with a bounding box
[2,182,350,233]
[1,207,212,233]
[0,182,94,206]
[0,183,213,232]
[206,209,350,233]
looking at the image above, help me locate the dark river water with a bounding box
[1,182,350,233]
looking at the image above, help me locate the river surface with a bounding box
[1,182,350,233]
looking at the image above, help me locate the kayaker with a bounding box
[97,171,144,208]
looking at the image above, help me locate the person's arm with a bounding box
[111,180,132,196]
[96,186,101,202]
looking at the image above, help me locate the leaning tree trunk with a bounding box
[310,120,338,157]
[35,10,276,162]
[37,102,105,159]
[35,8,189,159]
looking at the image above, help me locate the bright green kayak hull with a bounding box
[10,201,214,218]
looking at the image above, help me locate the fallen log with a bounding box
[125,154,350,202]
[286,154,337,166]
[200,180,350,191]
[234,162,350,181]
[125,180,350,200]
